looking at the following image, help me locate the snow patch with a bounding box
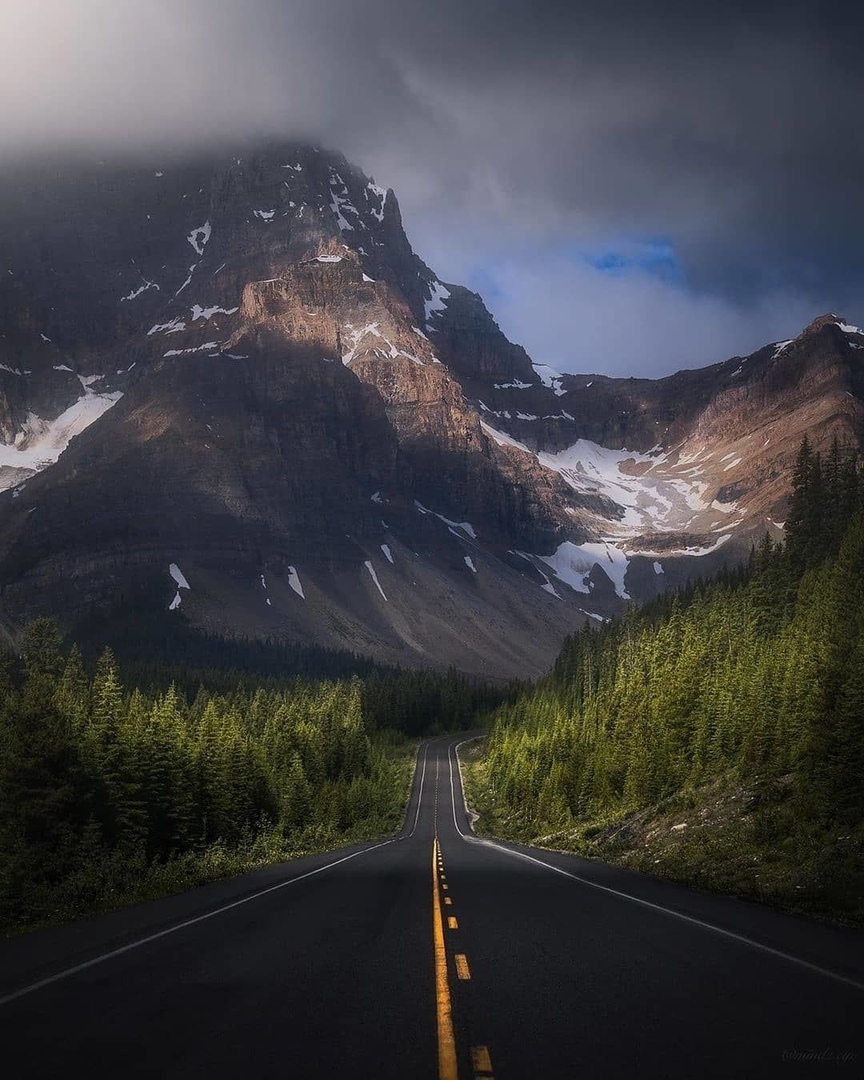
[287,566,305,599]
[653,561,664,575]
[635,534,733,558]
[175,263,199,296]
[187,222,211,256]
[0,391,123,490]
[316,255,343,263]
[341,322,424,366]
[169,563,190,589]
[164,342,222,357]
[253,209,276,221]
[424,280,451,327]
[148,317,186,335]
[167,563,190,611]
[121,278,159,302]
[464,555,476,573]
[364,560,388,601]
[366,181,387,221]
[381,544,394,564]
[533,364,567,396]
[414,501,477,538]
[537,540,632,600]
[480,422,531,454]
[328,170,358,232]
[190,304,238,321]
[537,439,710,533]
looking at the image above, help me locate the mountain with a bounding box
[0,143,862,677]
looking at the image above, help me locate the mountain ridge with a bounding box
[0,141,862,677]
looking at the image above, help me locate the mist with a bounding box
[2,0,863,374]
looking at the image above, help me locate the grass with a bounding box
[460,747,864,928]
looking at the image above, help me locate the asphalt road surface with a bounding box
[1,735,863,1079]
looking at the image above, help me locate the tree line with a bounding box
[479,437,864,839]
[0,621,501,931]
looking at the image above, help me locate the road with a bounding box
[1,735,863,1079]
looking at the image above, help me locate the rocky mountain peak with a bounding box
[0,143,862,678]
[801,312,846,335]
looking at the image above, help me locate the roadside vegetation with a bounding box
[0,630,502,934]
[464,438,864,925]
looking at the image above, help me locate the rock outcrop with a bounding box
[0,143,861,677]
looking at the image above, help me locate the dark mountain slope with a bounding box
[0,143,862,676]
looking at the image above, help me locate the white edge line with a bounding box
[1,741,431,1009]
[449,739,864,994]
[406,741,430,838]
[450,736,481,836]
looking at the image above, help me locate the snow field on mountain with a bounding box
[532,363,566,395]
[0,390,123,491]
[480,419,742,600]
[536,541,632,599]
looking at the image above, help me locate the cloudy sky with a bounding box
[2,0,862,376]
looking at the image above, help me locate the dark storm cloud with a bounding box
[2,0,863,373]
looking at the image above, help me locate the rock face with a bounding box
[0,143,862,678]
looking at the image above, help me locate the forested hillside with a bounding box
[0,628,498,933]
[467,439,864,922]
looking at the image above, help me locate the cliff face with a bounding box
[0,143,862,677]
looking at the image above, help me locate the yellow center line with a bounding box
[455,954,471,980]
[433,837,458,1080]
[448,916,458,929]
[471,1045,494,1078]
[445,897,453,906]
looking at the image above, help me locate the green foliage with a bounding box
[479,438,864,856]
[0,640,436,931]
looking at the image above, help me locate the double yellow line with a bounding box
[433,836,458,1080]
